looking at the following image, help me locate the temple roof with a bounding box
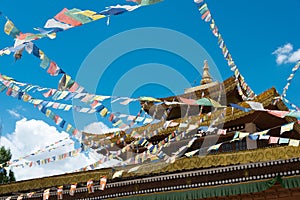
[1,77,300,198]
[83,85,299,142]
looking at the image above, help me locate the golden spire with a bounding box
[200,60,212,85]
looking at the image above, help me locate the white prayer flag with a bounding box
[185,149,199,157]
[259,134,270,140]
[128,166,140,173]
[112,170,124,179]
[280,123,294,134]
[207,143,222,152]
[289,139,300,147]
[239,132,249,140]
[246,101,265,111]
[217,129,227,135]
[44,18,73,30]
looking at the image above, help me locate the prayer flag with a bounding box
[269,136,279,144]
[47,61,61,76]
[43,189,50,200]
[26,192,35,198]
[207,143,222,151]
[87,179,94,193]
[69,183,77,196]
[239,132,249,140]
[40,55,50,69]
[54,8,82,26]
[128,166,140,173]
[44,18,73,30]
[229,103,251,112]
[217,129,227,135]
[185,149,199,157]
[267,110,289,118]
[289,139,300,147]
[74,10,105,20]
[57,186,63,200]
[253,129,269,136]
[280,123,294,134]
[4,19,20,38]
[99,176,107,190]
[259,134,270,140]
[246,101,265,111]
[64,8,92,24]
[179,97,197,105]
[285,111,300,118]
[248,134,259,140]
[112,170,124,179]
[279,138,289,144]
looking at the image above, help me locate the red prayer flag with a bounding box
[69,82,79,92]
[201,10,210,20]
[269,136,279,144]
[54,8,82,27]
[90,100,99,108]
[267,110,289,118]
[178,97,197,105]
[47,61,60,76]
[6,87,12,96]
[109,113,115,121]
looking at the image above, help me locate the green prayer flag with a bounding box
[196,98,212,106]
[141,0,163,6]
[40,55,50,69]
[65,8,92,24]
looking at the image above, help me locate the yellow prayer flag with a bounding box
[280,122,294,134]
[64,74,71,87]
[47,32,56,39]
[4,20,14,35]
[45,109,51,117]
[39,50,45,60]
[66,124,72,132]
[100,107,108,117]
[253,129,269,136]
[32,99,43,104]
[64,105,72,111]
[94,95,110,101]
[22,94,31,102]
[74,10,105,20]
[139,96,161,102]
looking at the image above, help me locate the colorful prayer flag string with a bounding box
[281,61,300,98]
[5,138,74,167]
[1,2,162,53]
[194,0,256,100]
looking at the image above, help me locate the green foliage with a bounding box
[0,146,15,184]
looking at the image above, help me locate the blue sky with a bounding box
[0,0,300,180]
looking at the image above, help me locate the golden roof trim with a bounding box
[1,145,300,195]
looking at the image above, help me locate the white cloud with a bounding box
[7,109,21,119]
[1,118,120,181]
[288,48,300,63]
[273,43,293,55]
[272,43,300,65]
[83,122,120,134]
[275,54,288,65]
